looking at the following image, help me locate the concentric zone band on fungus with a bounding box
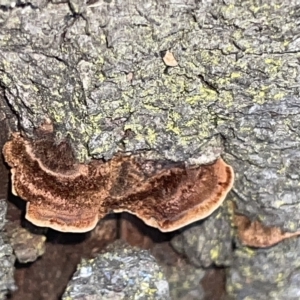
[3,133,234,233]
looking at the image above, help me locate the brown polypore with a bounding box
[3,133,234,233]
[234,214,300,248]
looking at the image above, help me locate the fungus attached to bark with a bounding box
[3,133,108,233]
[108,156,234,232]
[3,133,234,233]
[234,214,300,248]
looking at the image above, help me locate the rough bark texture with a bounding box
[227,238,300,300]
[0,116,16,299]
[0,202,16,300]
[62,240,171,300]
[171,202,234,268]
[1,0,300,298]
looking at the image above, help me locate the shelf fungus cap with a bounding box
[3,133,234,233]
[3,133,105,233]
[110,157,235,232]
[25,202,99,233]
[234,214,300,248]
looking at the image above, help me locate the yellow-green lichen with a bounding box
[210,246,220,261]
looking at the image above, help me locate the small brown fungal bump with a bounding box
[234,214,300,248]
[3,133,234,233]
[35,118,54,135]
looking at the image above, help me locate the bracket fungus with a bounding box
[3,133,234,233]
[234,214,300,248]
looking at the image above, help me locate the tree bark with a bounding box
[1,0,300,298]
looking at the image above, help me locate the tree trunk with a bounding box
[1,0,300,299]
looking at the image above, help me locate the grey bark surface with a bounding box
[227,238,300,300]
[62,240,170,300]
[0,201,16,300]
[1,0,300,298]
[5,225,46,263]
[0,115,16,299]
[171,202,233,268]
